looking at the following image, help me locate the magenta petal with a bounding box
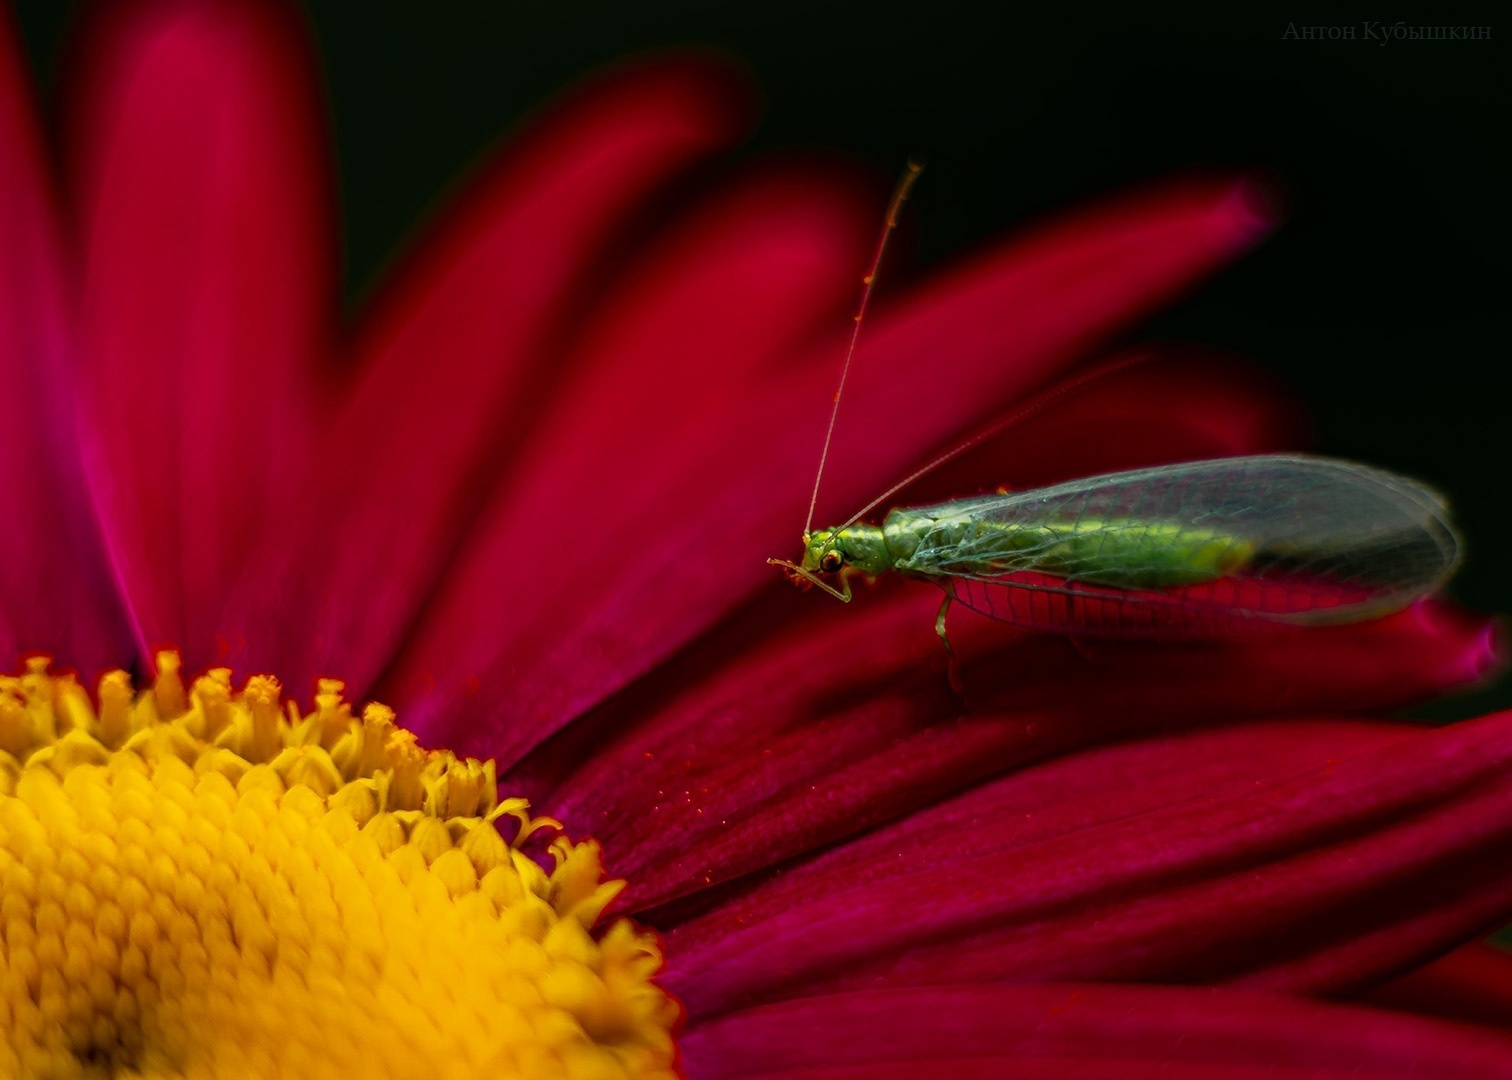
[0,13,132,674]
[689,1067,1468,1080]
[224,58,749,701]
[679,984,1512,1079]
[407,176,1276,764]
[695,1068,1367,1080]
[662,713,1512,1017]
[949,597,1498,718]
[67,0,333,672]
[1229,849,1512,997]
[380,165,877,736]
[891,345,1309,506]
[537,585,1492,914]
[1365,943,1512,1029]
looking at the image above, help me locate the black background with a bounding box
[15,4,1507,716]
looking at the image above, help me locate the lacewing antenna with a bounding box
[795,157,1152,556]
[829,352,1153,534]
[802,158,925,538]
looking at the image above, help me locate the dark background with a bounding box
[15,4,1507,716]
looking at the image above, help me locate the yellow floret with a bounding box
[0,654,678,1079]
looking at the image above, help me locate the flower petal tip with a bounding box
[1412,601,1507,690]
[1217,174,1282,250]
[1474,613,1508,683]
[559,50,758,146]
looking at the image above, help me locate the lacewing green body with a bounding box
[782,454,1460,636]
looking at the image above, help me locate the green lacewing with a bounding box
[768,165,1462,657]
[772,454,1461,637]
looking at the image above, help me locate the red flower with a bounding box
[2,1,1510,1075]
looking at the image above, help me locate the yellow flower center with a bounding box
[0,653,677,1079]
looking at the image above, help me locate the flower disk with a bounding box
[0,654,676,1079]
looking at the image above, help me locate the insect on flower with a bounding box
[769,164,1462,687]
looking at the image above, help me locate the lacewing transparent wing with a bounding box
[890,455,1460,637]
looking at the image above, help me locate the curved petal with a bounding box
[410,176,1277,762]
[0,11,132,675]
[545,599,1493,916]
[663,712,1512,1017]
[1365,942,1512,1028]
[66,0,333,673]
[679,984,1512,1079]
[705,1067,1422,1080]
[891,345,1310,506]
[1230,861,1512,997]
[378,163,880,733]
[224,57,751,701]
